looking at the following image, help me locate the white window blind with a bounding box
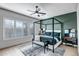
[4,18,27,39]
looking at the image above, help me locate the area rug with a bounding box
[21,44,65,56]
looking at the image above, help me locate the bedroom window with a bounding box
[3,18,27,39]
[64,30,69,33]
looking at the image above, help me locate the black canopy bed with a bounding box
[32,17,64,53]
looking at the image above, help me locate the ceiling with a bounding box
[0,3,77,19]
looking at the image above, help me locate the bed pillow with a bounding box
[44,32,51,36]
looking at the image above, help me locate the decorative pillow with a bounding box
[44,32,51,36]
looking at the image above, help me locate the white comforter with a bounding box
[40,35,59,43]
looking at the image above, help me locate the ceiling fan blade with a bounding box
[27,6,46,17]
[30,12,36,15]
[38,12,46,15]
[27,10,35,12]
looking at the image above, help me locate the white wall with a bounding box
[0,15,3,41]
[35,24,40,35]
[77,4,79,55]
[0,8,37,49]
[46,24,61,30]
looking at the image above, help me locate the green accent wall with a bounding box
[55,12,77,30]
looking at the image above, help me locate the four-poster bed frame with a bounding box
[32,17,64,53]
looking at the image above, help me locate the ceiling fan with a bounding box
[27,6,46,17]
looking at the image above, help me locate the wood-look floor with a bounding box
[60,45,78,56]
[0,42,78,56]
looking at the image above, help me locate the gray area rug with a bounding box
[21,44,65,56]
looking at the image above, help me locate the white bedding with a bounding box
[34,35,62,49]
[40,35,59,43]
[33,40,62,50]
